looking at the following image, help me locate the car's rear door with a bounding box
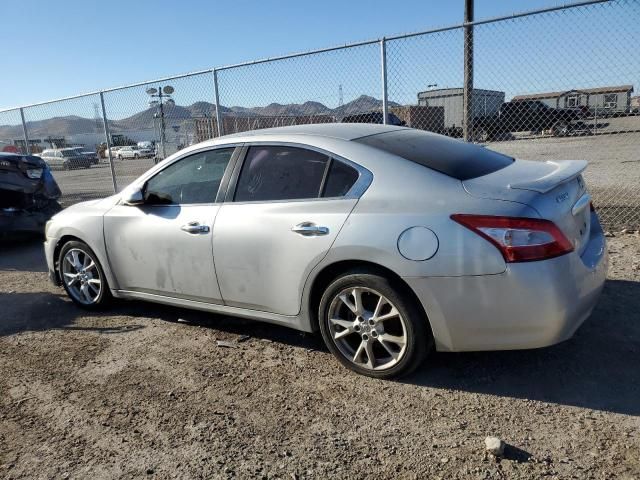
[104,146,238,302]
[212,144,368,315]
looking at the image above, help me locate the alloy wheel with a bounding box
[327,287,408,371]
[61,248,102,305]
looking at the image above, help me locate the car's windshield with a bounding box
[354,129,514,181]
[62,150,79,157]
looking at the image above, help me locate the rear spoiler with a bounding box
[509,160,587,194]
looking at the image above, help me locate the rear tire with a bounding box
[318,269,432,379]
[58,240,111,310]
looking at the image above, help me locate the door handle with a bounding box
[291,222,329,236]
[180,221,210,234]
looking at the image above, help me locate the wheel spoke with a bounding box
[364,341,375,369]
[352,288,364,316]
[353,341,365,363]
[70,250,81,271]
[372,295,386,320]
[378,338,400,360]
[85,261,95,271]
[338,293,357,315]
[379,333,406,347]
[88,282,100,295]
[330,318,355,340]
[82,253,91,268]
[330,317,353,330]
[87,278,101,285]
[80,284,92,303]
[63,272,78,285]
[375,307,400,323]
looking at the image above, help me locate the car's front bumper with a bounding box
[405,212,608,352]
[44,237,61,285]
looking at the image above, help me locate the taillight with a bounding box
[451,214,574,263]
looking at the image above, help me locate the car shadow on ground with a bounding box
[2,238,638,415]
[0,291,145,336]
[405,279,640,416]
[0,236,47,273]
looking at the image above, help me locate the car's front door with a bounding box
[104,147,237,302]
[212,144,367,315]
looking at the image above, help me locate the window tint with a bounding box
[354,129,513,181]
[322,160,359,197]
[144,148,234,205]
[235,146,329,202]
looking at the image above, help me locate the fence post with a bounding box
[19,108,30,154]
[463,0,474,142]
[99,91,118,193]
[213,68,224,137]
[380,37,389,125]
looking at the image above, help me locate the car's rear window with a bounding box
[354,129,514,181]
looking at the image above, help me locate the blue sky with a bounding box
[0,0,574,109]
[0,0,637,125]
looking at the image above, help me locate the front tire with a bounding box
[318,270,431,379]
[59,240,111,309]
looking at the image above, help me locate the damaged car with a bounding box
[0,152,62,236]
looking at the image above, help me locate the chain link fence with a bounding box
[1,0,638,229]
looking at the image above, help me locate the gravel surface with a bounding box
[1,234,639,479]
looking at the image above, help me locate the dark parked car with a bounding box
[476,100,583,141]
[69,147,99,165]
[0,152,61,236]
[342,111,406,126]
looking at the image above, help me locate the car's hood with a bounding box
[52,194,119,219]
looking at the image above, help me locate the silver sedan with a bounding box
[44,124,608,378]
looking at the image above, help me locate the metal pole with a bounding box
[213,69,224,137]
[463,0,474,142]
[380,37,389,125]
[19,108,30,154]
[159,86,166,160]
[99,92,118,193]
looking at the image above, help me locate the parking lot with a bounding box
[1,233,638,479]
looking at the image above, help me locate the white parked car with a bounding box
[117,146,153,159]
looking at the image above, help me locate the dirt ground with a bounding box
[1,233,639,479]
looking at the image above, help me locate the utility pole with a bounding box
[463,0,474,142]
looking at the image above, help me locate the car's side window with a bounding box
[144,147,234,205]
[322,160,360,198]
[234,146,329,202]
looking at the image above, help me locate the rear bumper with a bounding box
[405,212,608,352]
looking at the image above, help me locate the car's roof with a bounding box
[0,151,21,158]
[221,123,406,142]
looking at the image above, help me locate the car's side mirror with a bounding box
[122,186,144,206]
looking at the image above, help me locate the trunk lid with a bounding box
[463,159,591,255]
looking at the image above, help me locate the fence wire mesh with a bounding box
[216,42,383,136]
[101,71,215,191]
[0,109,25,155]
[470,0,640,230]
[21,94,116,206]
[1,0,638,230]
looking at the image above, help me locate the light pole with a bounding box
[146,85,175,162]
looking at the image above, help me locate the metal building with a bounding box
[417,88,505,129]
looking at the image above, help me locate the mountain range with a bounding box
[0,95,400,138]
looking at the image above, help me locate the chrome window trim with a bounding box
[123,143,243,208]
[228,141,373,205]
